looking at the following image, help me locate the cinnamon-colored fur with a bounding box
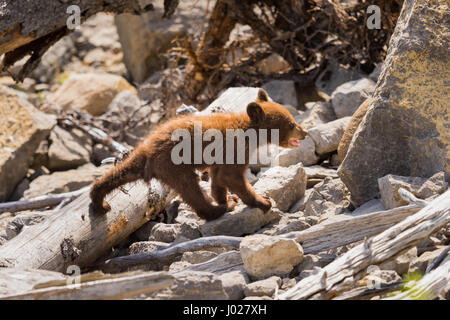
[90,89,307,221]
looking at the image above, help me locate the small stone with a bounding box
[240,234,304,280]
[304,177,350,218]
[244,276,281,297]
[262,80,298,109]
[308,117,351,155]
[149,223,181,243]
[378,172,448,209]
[331,78,375,118]
[274,136,319,167]
[253,163,307,211]
[199,204,280,237]
[48,126,92,170]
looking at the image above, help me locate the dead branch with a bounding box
[59,109,129,155]
[0,270,174,300]
[0,186,89,215]
[280,203,423,254]
[0,0,159,82]
[100,236,243,273]
[279,189,450,300]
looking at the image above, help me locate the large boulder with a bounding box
[0,86,56,201]
[338,0,450,206]
[47,73,136,116]
[115,1,212,83]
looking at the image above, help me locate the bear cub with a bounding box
[90,89,307,221]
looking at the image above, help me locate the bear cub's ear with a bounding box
[257,88,269,102]
[247,102,265,123]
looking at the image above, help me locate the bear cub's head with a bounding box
[247,88,307,148]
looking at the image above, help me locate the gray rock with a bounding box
[23,163,110,199]
[253,163,307,211]
[240,234,304,280]
[338,1,450,206]
[295,101,336,129]
[48,126,92,171]
[274,137,319,167]
[308,117,351,155]
[262,80,298,109]
[380,247,417,275]
[378,172,448,209]
[244,276,281,297]
[330,78,376,118]
[304,177,350,218]
[0,86,56,201]
[149,223,181,243]
[199,204,280,237]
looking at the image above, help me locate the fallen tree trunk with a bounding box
[0,186,89,215]
[0,0,157,81]
[0,180,174,273]
[100,236,243,273]
[0,270,174,300]
[100,198,424,272]
[279,189,450,300]
[280,203,424,254]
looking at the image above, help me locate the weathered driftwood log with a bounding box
[100,236,243,273]
[281,203,424,254]
[101,199,424,272]
[0,0,157,81]
[279,189,450,300]
[0,186,89,215]
[0,180,173,273]
[0,269,174,300]
[384,255,450,300]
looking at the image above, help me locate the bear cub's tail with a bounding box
[90,152,148,214]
